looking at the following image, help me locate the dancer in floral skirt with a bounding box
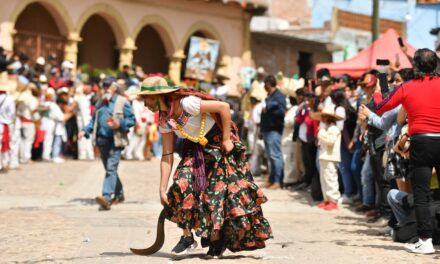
[137,76,272,258]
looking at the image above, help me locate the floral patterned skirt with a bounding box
[166,125,273,252]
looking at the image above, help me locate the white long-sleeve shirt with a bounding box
[0,93,15,125]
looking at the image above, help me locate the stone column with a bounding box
[64,32,82,68]
[168,49,185,85]
[0,21,16,52]
[119,38,136,70]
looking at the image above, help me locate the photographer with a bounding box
[358,73,391,228]
[374,48,440,254]
[295,92,318,192]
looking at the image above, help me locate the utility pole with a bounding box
[372,0,380,41]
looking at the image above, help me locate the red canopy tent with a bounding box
[316,29,416,78]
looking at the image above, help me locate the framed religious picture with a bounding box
[184,36,220,82]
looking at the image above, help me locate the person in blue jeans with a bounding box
[388,189,413,226]
[260,75,286,189]
[79,77,135,210]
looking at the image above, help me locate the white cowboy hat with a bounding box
[61,60,74,70]
[36,57,45,66]
[136,76,180,96]
[310,104,344,121]
[57,87,69,94]
[39,75,48,83]
[257,67,266,75]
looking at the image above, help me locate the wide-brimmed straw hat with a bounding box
[310,105,344,121]
[249,86,267,101]
[280,77,305,97]
[137,76,180,96]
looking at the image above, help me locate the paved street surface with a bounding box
[1,159,439,264]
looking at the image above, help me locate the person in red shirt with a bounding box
[373,48,440,254]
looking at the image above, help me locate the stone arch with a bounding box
[10,0,74,36]
[131,15,178,57]
[76,3,129,47]
[180,21,226,55]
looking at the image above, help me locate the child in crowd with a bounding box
[312,105,343,210]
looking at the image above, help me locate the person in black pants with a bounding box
[373,48,440,254]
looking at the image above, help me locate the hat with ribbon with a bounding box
[310,104,344,121]
[137,76,181,96]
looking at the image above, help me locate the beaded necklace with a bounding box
[175,113,208,147]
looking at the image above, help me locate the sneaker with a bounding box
[376,226,393,236]
[318,202,329,209]
[355,205,374,213]
[324,202,338,210]
[341,195,353,205]
[171,235,198,256]
[95,196,111,210]
[206,242,225,259]
[405,238,435,254]
[294,182,309,191]
[52,157,65,163]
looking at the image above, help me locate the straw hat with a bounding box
[57,87,69,95]
[257,67,265,75]
[310,105,344,121]
[250,86,267,101]
[61,60,74,70]
[215,68,230,81]
[137,76,180,96]
[0,82,9,92]
[0,72,10,92]
[280,77,305,97]
[36,57,45,66]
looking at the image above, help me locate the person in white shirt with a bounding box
[41,88,65,162]
[124,95,153,160]
[75,83,95,160]
[15,83,40,164]
[246,87,266,177]
[311,105,343,211]
[280,78,305,186]
[0,84,15,172]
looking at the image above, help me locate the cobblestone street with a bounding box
[1,159,439,264]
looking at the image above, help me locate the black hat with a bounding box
[19,52,29,62]
[102,76,116,88]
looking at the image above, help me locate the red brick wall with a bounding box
[251,32,332,77]
[270,0,311,25]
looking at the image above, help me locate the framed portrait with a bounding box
[184,36,220,82]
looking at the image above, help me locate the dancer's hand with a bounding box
[160,191,169,206]
[222,139,234,154]
[78,131,85,139]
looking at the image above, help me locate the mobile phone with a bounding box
[311,80,316,91]
[378,73,389,96]
[398,37,405,48]
[376,59,390,66]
